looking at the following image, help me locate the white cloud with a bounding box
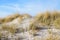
[0,0,59,17]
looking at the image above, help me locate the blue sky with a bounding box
[0,0,60,17]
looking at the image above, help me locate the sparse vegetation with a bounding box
[35,11,60,26]
[53,18,60,29]
[1,24,17,34]
[0,11,60,40]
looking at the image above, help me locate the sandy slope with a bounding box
[0,13,60,40]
